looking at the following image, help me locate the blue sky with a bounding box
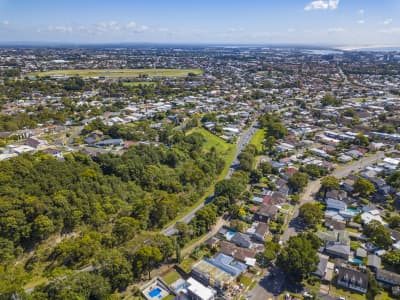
[0,0,398,46]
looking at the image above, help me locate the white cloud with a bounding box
[383,18,393,25]
[47,25,73,33]
[126,21,148,32]
[328,27,345,32]
[227,27,244,33]
[2,20,9,26]
[287,28,296,33]
[357,20,365,24]
[304,0,339,11]
[379,27,400,34]
[358,9,364,15]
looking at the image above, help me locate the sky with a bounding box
[0,0,399,46]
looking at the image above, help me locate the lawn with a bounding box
[238,274,253,287]
[29,68,203,78]
[162,270,181,285]
[329,285,366,300]
[249,129,265,153]
[376,291,393,300]
[248,280,258,291]
[178,257,197,274]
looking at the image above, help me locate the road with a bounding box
[248,151,385,300]
[161,122,259,236]
[338,66,349,84]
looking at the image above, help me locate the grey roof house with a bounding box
[336,266,368,294]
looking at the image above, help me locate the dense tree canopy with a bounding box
[0,129,227,297]
[288,171,309,193]
[364,220,392,250]
[277,233,319,282]
[299,203,323,230]
[320,175,340,200]
[353,177,376,196]
[259,113,288,140]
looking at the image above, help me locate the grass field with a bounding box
[29,68,203,78]
[249,129,265,153]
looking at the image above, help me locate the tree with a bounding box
[364,220,392,250]
[230,219,247,233]
[215,179,244,203]
[300,164,327,179]
[191,205,218,235]
[112,217,139,244]
[238,151,255,172]
[250,169,262,184]
[321,94,342,107]
[264,136,276,152]
[0,238,15,264]
[32,215,55,240]
[175,222,192,246]
[386,171,400,189]
[261,241,280,265]
[260,162,273,176]
[132,245,162,280]
[383,250,400,272]
[320,176,340,200]
[288,172,309,193]
[353,178,376,196]
[97,249,133,291]
[299,203,323,230]
[277,234,319,282]
[354,133,369,147]
[389,215,400,230]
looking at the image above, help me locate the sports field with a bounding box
[29,68,203,78]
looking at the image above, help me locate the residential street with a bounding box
[281,151,385,243]
[248,151,385,300]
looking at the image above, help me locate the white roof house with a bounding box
[187,277,216,300]
[383,157,400,167]
[361,211,386,225]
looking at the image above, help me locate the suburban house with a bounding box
[187,277,216,300]
[326,198,347,211]
[376,269,400,287]
[230,232,252,248]
[336,266,368,294]
[94,138,124,147]
[254,204,278,223]
[191,259,234,291]
[246,222,269,242]
[367,254,381,272]
[325,241,351,259]
[218,241,256,264]
[312,254,334,282]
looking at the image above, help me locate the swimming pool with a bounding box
[225,230,236,241]
[351,258,363,265]
[149,288,161,298]
[346,208,359,215]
